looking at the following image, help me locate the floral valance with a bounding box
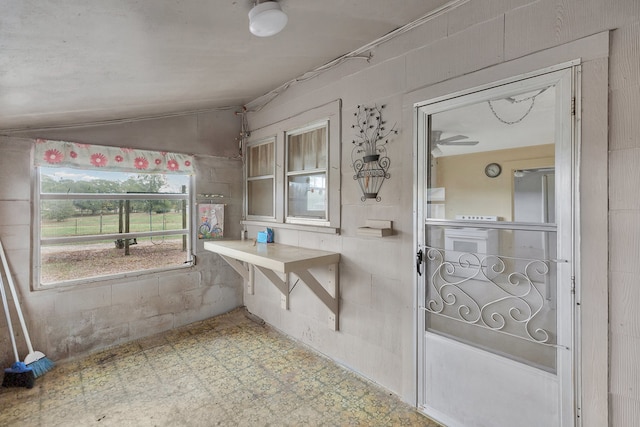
[34,138,194,175]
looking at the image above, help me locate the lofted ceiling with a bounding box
[0,0,451,132]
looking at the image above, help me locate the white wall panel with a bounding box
[447,0,535,35]
[373,13,448,61]
[0,225,30,252]
[610,394,640,427]
[128,313,174,340]
[0,201,30,226]
[610,20,640,92]
[54,285,112,315]
[406,16,504,91]
[339,263,372,307]
[610,333,640,400]
[610,271,640,338]
[0,146,31,200]
[610,148,640,210]
[504,0,559,61]
[610,211,640,275]
[112,277,160,306]
[609,86,640,151]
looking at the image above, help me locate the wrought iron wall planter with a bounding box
[353,153,390,201]
[351,104,397,202]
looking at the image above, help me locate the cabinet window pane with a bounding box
[248,179,274,217]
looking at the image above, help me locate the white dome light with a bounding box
[248,1,288,37]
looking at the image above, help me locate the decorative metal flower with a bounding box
[351,104,398,202]
[351,104,398,158]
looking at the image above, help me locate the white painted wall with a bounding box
[0,109,245,365]
[244,1,637,426]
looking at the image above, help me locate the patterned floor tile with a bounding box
[0,308,441,426]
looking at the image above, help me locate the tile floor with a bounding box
[0,308,441,426]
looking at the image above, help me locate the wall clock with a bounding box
[485,162,502,178]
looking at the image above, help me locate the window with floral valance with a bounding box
[33,138,194,288]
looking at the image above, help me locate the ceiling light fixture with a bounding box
[248,1,288,37]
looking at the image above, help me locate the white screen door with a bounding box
[415,68,577,427]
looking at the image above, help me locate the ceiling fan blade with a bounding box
[435,134,468,144]
[438,140,479,146]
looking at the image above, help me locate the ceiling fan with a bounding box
[431,130,479,146]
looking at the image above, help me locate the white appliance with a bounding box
[444,216,499,278]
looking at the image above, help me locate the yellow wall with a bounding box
[436,144,554,221]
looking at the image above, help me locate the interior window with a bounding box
[246,138,275,218]
[243,99,341,230]
[286,122,328,221]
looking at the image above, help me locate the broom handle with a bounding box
[0,273,21,362]
[0,240,35,354]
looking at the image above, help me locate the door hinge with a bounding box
[571,97,576,116]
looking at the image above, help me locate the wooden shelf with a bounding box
[357,219,393,237]
[204,240,340,330]
[357,227,392,237]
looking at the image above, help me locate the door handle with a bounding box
[416,248,423,276]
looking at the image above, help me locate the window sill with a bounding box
[241,219,340,235]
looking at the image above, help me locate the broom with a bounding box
[0,240,54,378]
[1,272,34,388]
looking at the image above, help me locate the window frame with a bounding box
[243,100,341,232]
[245,136,277,221]
[33,167,195,289]
[285,120,329,226]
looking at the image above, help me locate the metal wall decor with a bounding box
[351,104,397,201]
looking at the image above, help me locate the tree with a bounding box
[43,200,76,222]
[72,179,121,214]
[122,175,169,213]
[41,176,75,193]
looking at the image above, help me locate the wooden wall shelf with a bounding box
[204,240,340,330]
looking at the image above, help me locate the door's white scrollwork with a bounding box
[423,246,557,346]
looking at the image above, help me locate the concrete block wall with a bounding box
[243,1,639,426]
[608,14,640,427]
[0,109,245,367]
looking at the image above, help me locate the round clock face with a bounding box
[485,162,502,178]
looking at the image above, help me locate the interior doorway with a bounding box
[414,67,578,427]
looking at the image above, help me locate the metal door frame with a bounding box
[413,63,580,427]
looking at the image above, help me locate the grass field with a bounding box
[42,211,186,238]
[40,212,189,283]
